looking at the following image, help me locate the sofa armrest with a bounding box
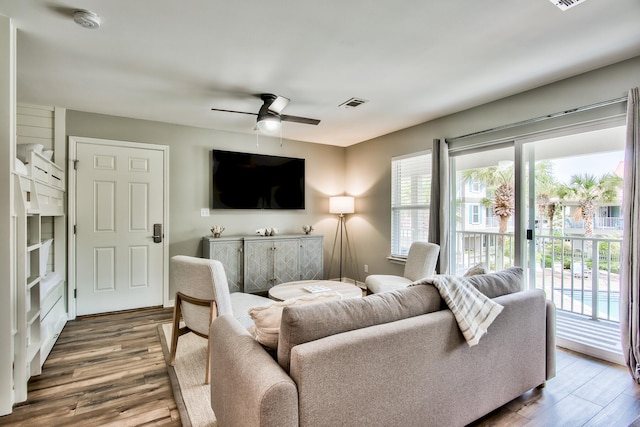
[546,299,557,380]
[210,314,298,427]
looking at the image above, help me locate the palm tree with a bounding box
[535,162,561,235]
[463,165,514,233]
[559,173,622,236]
[463,161,557,235]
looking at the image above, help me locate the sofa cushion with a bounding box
[249,292,342,350]
[464,266,523,298]
[277,284,441,372]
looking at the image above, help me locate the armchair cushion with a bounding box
[403,242,440,281]
[230,292,275,329]
[365,275,412,294]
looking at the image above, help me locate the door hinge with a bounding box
[74,224,77,234]
[526,229,533,240]
[73,159,79,170]
[74,288,77,299]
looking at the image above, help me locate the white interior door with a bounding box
[74,139,167,316]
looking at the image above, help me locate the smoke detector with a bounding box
[548,0,588,11]
[73,10,101,29]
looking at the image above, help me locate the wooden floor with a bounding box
[471,348,640,426]
[1,307,639,426]
[0,307,180,426]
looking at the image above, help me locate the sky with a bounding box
[548,151,624,184]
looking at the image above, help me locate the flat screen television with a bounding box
[211,149,305,209]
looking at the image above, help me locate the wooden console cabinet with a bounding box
[202,234,323,293]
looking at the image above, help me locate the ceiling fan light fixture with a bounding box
[256,112,281,133]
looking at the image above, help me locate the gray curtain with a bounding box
[428,138,449,274]
[622,87,640,383]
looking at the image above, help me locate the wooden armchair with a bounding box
[169,255,272,383]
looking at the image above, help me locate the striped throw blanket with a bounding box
[412,276,503,347]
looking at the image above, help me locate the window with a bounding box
[469,204,481,224]
[468,179,482,193]
[391,151,432,257]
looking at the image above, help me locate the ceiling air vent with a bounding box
[548,0,588,11]
[339,98,368,109]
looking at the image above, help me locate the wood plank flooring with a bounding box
[1,307,180,426]
[1,306,639,426]
[470,348,640,426]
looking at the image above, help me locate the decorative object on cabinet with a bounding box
[202,234,323,294]
[328,196,356,282]
[210,225,225,238]
[256,227,278,236]
[302,224,314,234]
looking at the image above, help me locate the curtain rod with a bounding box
[448,96,627,142]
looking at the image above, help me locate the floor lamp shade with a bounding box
[329,196,355,215]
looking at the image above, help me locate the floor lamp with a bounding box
[329,196,355,282]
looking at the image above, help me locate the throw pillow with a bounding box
[463,263,487,277]
[249,292,343,350]
[463,266,523,298]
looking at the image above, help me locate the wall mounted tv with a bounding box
[211,149,305,209]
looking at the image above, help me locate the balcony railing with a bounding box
[454,230,620,323]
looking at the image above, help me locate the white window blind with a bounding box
[391,150,432,257]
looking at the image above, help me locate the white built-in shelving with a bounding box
[13,149,66,403]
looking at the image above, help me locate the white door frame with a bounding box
[67,136,170,319]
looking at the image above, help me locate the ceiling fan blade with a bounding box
[281,114,321,125]
[210,107,257,116]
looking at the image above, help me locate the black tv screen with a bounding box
[211,150,305,209]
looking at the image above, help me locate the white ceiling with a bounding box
[0,1,639,147]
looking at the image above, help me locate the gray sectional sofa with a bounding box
[210,267,556,427]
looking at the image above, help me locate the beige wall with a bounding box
[65,56,640,288]
[66,112,346,295]
[346,55,640,278]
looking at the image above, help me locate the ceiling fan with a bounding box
[211,93,321,132]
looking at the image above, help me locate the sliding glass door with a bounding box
[522,127,624,322]
[450,143,516,276]
[450,125,624,322]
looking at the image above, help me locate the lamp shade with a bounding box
[329,196,355,214]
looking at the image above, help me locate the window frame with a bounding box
[390,150,432,258]
[469,204,481,225]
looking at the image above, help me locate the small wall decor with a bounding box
[211,225,225,238]
[302,225,314,234]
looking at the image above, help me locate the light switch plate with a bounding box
[200,208,210,217]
